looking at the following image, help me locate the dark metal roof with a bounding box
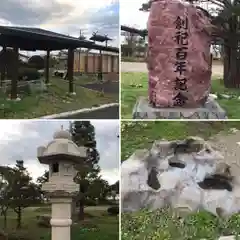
[0,26,119,53]
[121,25,147,37]
[90,34,112,42]
[0,25,94,50]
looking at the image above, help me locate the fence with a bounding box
[73,51,119,74]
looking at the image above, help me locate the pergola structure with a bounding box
[0,26,119,99]
[121,25,147,38]
[121,25,222,44]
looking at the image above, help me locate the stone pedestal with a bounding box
[133,96,227,119]
[50,198,72,240]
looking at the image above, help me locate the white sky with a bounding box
[120,0,148,29]
[0,0,119,55]
[0,120,119,185]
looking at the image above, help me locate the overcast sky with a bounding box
[0,0,119,55]
[0,120,119,185]
[120,0,216,43]
[120,0,148,30]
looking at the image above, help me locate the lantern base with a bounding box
[132,96,227,119]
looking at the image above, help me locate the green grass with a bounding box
[121,72,240,119]
[211,79,240,119]
[121,121,240,161]
[0,77,118,119]
[74,74,101,85]
[0,206,118,240]
[121,208,240,240]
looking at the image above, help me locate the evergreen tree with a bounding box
[8,161,41,228]
[70,121,100,220]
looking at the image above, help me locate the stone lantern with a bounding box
[37,127,87,240]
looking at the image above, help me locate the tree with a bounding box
[109,181,119,202]
[183,0,240,88]
[28,55,44,70]
[121,31,139,57]
[43,55,58,68]
[37,170,49,185]
[70,121,100,220]
[87,178,110,203]
[0,166,15,228]
[8,161,41,228]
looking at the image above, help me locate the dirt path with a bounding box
[121,61,223,77]
[208,129,240,175]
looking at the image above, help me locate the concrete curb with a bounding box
[39,103,119,119]
[201,236,239,240]
[218,236,239,240]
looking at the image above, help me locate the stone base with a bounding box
[133,96,227,119]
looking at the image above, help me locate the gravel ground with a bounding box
[209,129,240,175]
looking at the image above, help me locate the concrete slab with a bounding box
[133,96,227,119]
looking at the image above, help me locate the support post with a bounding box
[67,48,74,94]
[11,46,19,99]
[85,51,88,73]
[106,54,109,73]
[93,53,96,74]
[111,55,115,72]
[45,50,50,84]
[1,46,6,84]
[98,50,103,81]
[78,50,81,73]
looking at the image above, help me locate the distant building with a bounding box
[55,49,119,74]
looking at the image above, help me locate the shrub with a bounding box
[18,67,41,81]
[107,206,119,216]
[28,55,44,70]
[36,215,51,228]
[85,198,97,206]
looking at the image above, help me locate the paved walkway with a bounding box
[121,61,223,76]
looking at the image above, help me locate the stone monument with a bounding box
[133,0,227,119]
[37,127,87,240]
[121,137,240,217]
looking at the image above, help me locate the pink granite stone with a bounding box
[147,0,212,108]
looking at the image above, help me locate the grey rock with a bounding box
[121,137,240,217]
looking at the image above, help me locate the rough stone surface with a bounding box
[121,137,240,217]
[133,96,227,119]
[147,0,212,107]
